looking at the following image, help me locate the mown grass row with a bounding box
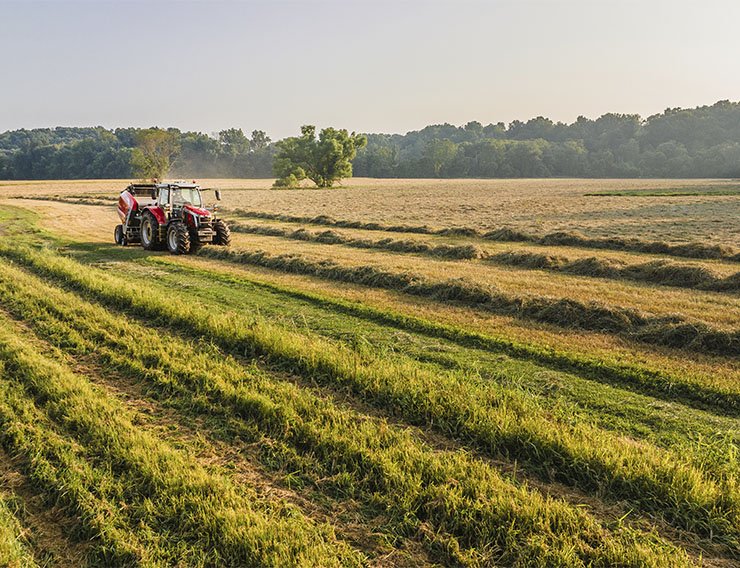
[0,380,155,566]
[21,195,117,206]
[197,246,740,357]
[146,258,740,499]
[0,259,703,567]
[231,222,483,259]
[0,315,364,567]
[128,257,740,484]
[584,185,740,197]
[153,255,740,415]
[3,245,738,552]
[0,495,38,568]
[486,251,740,292]
[232,209,740,262]
[231,222,740,292]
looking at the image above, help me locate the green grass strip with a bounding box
[0,370,159,565]
[197,246,740,357]
[0,258,700,567]
[0,496,38,568]
[2,244,737,551]
[0,315,364,567]
[151,255,740,416]
[144,257,739,485]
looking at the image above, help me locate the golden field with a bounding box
[2,177,739,243]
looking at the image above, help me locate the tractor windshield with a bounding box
[171,188,203,208]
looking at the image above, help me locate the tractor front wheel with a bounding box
[114,224,126,246]
[188,228,203,254]
[141,213,161,251]
[167,222,191,255]
[213,219,231,246]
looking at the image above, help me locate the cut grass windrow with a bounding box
[0,444,90,567]
[230,222,740,293]
[2,245,738,553]
[0,362,163,566]
[231,222,483,259]
[584,187,740,197]
[20,195,117,207]
[0,259,703,567]
[485,251,740,293]
[197,246,740,357]
[0,316,364,567]
[141,258,740,488]
[0,495,38,568]
[152,256,740,416]
[231,209,740,262]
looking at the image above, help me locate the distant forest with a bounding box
[2,100,740,180]
[0,127,274,180]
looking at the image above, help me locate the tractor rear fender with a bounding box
[142,206,167,225]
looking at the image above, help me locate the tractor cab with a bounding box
[156,182,212,212]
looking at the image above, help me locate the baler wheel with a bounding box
[114,224,126,246]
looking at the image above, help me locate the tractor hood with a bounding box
[183,204,211,217]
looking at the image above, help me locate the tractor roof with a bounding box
[163,182,200,189]
[125,182,201,194]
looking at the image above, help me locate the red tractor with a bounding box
[115,182,231,254]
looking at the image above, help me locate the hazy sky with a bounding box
[1,0,739,138]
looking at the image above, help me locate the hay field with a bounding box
[220,178,740,245]
[5,177,740,243]
[0,178,737,567]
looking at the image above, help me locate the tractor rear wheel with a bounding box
[167,222,190,255]
[141,213,161,251]
[114,224,126,246]
[213,219,231,246]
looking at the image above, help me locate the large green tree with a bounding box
[218,128,251,157]
[130,128,181,180]
[273,125,367,188]
[423,139,458,177]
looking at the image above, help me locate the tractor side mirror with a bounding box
[151,188,157,200]
[215,189,222,201]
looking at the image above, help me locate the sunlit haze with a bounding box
[2,0,739,137]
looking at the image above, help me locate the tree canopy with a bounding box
[352,101,740,178]
[130,128,181,180]
[3,100,740,180]
[0,127,274,180]
[273,126,367,188]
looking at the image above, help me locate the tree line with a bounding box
[2,100,740,181]
[353,100,740,178]
[0,127,273,180]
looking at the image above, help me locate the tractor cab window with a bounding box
[158,188,169,206]
[171,188,202,207]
